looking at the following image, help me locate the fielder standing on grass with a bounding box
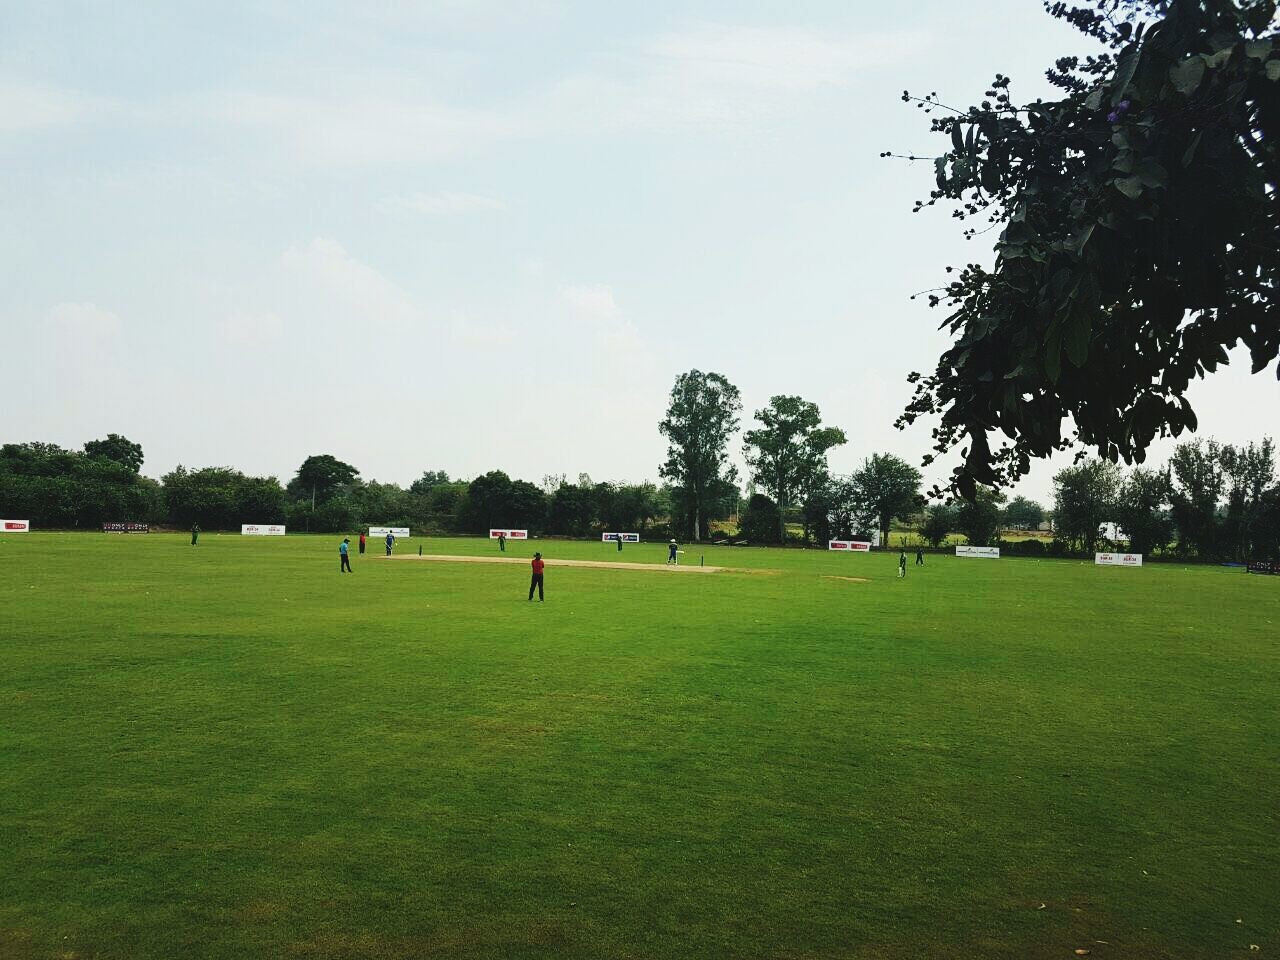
[616,533,624,553]
[916,547,924,566]
[528,552,545,601]
[385,530,395,556]
[340,537,352,573]
[358,531,366,555]
[668,539,679,565]
[898,551,908,579]
[191,522,200,546]
[498,532,506,552]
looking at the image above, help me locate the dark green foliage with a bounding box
[465,470,547,534]
[1003,537,1048,556]
[1112,466,1175,553]
[83,433,144,473]
[1168,437,1228,556]
[286,454,360,506]
[921,503,955,547]
[1053,459,1122,552]
[743,396,846,544]
[896,0,1280,498]
[954,486,1006,546]
[737,493,781,543]
[847,453,923,547]
[0,441,162,528]
[162,466,287,530]
[1001,496,1045,530]
[659,370,742,540]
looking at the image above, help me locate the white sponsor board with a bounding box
[956,545,1000,558]
[241,524,286,536]
[370,527,410,538]
[2,519,30,533]
[489,529,528,540]
[828,540,872,552]
[1095,552,1143,567]
[602,532,640,543]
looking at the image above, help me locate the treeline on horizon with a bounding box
[3,370,1279,561]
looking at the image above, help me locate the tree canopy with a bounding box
[659,370,742,540]
[743,396,846,543]
[894,0,1280,499]
[847,453,923,547]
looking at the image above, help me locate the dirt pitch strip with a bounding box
[821,575,871,584]
[385,553,771,574]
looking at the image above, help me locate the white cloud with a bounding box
[560,283,620,320]
[378,191,507,215]
[0,81,105,133]
[46,301,121,337]
[279,236,421,327]
[220,310,284,346]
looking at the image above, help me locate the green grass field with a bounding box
[2,533,1277,960]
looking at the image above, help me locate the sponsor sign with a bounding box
[489,529,528,540]
[957,545,1000,558]
[1247,560,1278,575]
[369,527,410,538]
[2,519,30,533]
[828,540,872,552]
[241,524,286,536]
[103,522,149,533]
[602,532,640,543]
[1095,552,1143,567]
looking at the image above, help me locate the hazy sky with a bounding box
[2,1,1275,504]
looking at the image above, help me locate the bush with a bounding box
[1004,538,1046,557]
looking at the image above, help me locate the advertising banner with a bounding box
[369,527,410,538]
[957,545,1000,558]
[601,532,641,543]
[828,540,872,552]
[103,522,148,533]
[489,529,528,540]
[1095,552,1143,567]
[241,524,286,536]
[2,519,30,533]
[1246,560,1278,575]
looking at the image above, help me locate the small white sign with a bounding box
[601,532,640,542]
[370,527,410,538]
[1,519,30,533]
[1095,552,1143,567]
[489,529,528,539]
[241,524,286,536]
[828,540,872,552]
[956,545,1000,558]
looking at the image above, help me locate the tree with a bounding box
[954,486,1006,546]
[738,493,781,544]
[1220,438,1276,559]
[409,470,450,494]
[1168,437,1227,557]
[0,441,162,528]
[1053,460,1122,552]
[894,0,1280,499]
[466,470,546,534]
[659,370,742,540]
[921,504,955,547]
[1002,496,1044,531]
[162,466,286,529]
[847,453,923,548]
[547,483,596,536]
[743,396,846,544]
[1112,466,1174,554]
[287,454,359,508]
[83,434,143,473]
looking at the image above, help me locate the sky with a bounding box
[2,0,1276,505]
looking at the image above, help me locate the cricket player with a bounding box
[528,552,545,601]
[667,539,678,565]
[358,532,366,555]
[615,533,623,553]
[385,531,395,556]
[191,522,200,546]
[898,551,908,578]
[499,532,506,552]
[340,537,352,573]
[916,548,924,566]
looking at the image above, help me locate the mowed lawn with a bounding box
[1,534,1277,960]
